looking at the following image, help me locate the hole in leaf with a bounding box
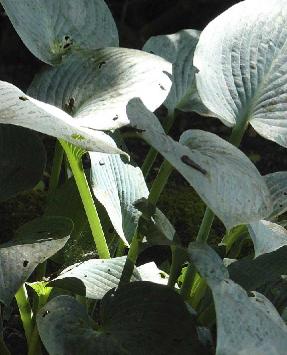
[62,35,73,49]
[19,96,29,101]
[98,61,106,69]
[23,260,29,267]
[42,310,50,318]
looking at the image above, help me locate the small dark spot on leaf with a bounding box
[159,272,166,279]
[284,192,287,196]
[279,204,283,208]
[113,115,119,121]
[42,310,50,318]
[107,268,111,273]
[19,96,28,101]
[99,160,105,166]
[23,260,29,267]
[149,51,154,54]
[159,84,166,91]
[84,274,87,278]
[98,61,106,69]
[108,227,114,234]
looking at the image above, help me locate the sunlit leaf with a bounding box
[28,48,172,130]
[248,220,287,257]
[49,256,141,299]
[90,152,148,245]
[37,282,202,355]
[0,81,124,154]
[1,0,118,65]
[189,242,287,355]
[194,0,287,148]
[143,29,209,115]
[0,216,72,306]
[0,126,46,201]
[127,101,271,230]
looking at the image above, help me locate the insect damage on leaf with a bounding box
[180,155,207,175]
[19,96,29,101]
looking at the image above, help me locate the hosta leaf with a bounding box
[134,198,178,245]
[0,126,46,201]
[128,102,271,229]
[265,171,287,219]
[49,256,141,299]
[0,216,72,306]
[37,282,202,355]
[143,29,209,114]
[194,0,287,148]
[1,0,118,65]
[90,152,148,245]
[228,245,287,291]
[0,81,124,154]
[28,48,172,130]
[248,220,287,257]
[189,242,287,355]
[137,262,168,285]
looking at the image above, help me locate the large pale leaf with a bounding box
[228,245,287,290]
[0,216,72,306]
[189,242,287,355]
[0,125,46,201]
[49,256,141,299]
[28,48,172,130]
[0,81,124,154]
[37,282,202,355]
[194,0,287,147]
[248,220,287,257]
[265,171,287,219]
[143,29,209,114]
[1,0,118,65]
[127,102,271,229]
[90,152,148,245]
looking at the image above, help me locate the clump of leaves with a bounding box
[0,0,287,354]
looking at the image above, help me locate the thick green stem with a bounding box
[15,285,33,344]
[60,140,110,259]
[119,232,142,287]
[148,160,173,206]
[141,110,175,178]
[168,246,186,288]
[28,288,51,355]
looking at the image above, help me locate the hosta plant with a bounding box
[0,0,287,354]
